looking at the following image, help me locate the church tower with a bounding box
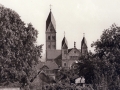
[46,9,56,51]
[81,34,88,55]
[61,36,68,59]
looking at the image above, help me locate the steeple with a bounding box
[61,33,68,60]
[81,33,87,48]
[81,33,88,55]
[62,33,68,49]
[46,9,56,32]
[46,7,56,52]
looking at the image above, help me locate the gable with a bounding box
[68,48,81,56]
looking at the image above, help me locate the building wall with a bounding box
[46,21,56,52]
[62,49,68,59]
[62,59,76,69]
[62,48,81,68]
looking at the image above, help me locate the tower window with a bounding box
[64,63,66,66]
[48,36,50,40]
[50,29,53,32]
[52,36,56,40]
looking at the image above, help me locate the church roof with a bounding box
[46,50,61,60]
[62,36,68,49]
[54,54,62,60]
[46,11,56,31]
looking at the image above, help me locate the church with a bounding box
[44,9,88,70]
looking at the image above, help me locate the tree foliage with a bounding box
[73,24,120,89]
[0,6,42,87]
[91,24,120,90]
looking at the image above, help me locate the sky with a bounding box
[0,0,120,56]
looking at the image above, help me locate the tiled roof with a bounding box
[44,61,58,70]
[54,54,62,67]
[46,50,61,59]
[54,54,62,60]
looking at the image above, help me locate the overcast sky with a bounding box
[0,0,120,54]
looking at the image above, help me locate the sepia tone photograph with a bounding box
[0,0,119,90]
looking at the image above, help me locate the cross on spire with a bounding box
[83,33,85,37]
[50,4,52,11]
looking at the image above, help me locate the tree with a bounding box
[0,5,43,88]
[91,24,120,89]
[75,53,95,84]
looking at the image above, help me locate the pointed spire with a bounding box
[81,33,88,55]
[62,32,68,49]
[83,33,85,37]
[46,5,56,31]
[81,33,87,48]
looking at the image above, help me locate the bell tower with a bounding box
[46,8,56,50]
[46,8,56,59]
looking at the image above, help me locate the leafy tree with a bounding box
[91,24,120,90]
[0,5,43,89]
[75,53,95,84]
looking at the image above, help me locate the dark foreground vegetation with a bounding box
[0,5,42,90]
